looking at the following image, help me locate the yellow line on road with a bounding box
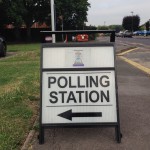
[119,56,150,75]
[117,47,139,56]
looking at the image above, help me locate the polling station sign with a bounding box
[40,43,118,125]
[39,31,121,145]
[42,71,117,124]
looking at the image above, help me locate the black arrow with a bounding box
[58,109,102,121]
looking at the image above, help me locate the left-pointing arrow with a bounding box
[58,109,102,121]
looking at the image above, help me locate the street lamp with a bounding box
[131,11,134,33]
[50,0,56,43]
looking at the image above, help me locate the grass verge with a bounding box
[0,43,40,150]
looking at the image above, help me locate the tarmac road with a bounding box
[29,50,150,150]
[116,36,150,47]
[117,37,150,72]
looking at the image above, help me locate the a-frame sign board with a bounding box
[39,30,122,144]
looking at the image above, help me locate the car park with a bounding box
[0,36,7,57]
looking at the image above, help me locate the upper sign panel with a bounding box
[42,46,115,68]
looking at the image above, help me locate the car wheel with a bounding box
[0,43,6,57]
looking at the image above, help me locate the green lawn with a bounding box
[0,43,40,150]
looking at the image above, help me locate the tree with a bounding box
[108,25,123,32]
[0,1,9,28]
[0,0,23,28]
[0,0,90,41]
[22,0,50,40]
[97,25,109,30]
[122,15,140,31]
[0,0,50,40]
[0,0,25,40]
[55,0,90,30]
[145,21,150,31]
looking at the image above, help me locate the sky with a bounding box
[87,0,150,26]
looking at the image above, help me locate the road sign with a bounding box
[39,41,121,144]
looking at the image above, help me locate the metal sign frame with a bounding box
[39,31,122,144]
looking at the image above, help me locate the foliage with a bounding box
[85,25,97,30]
[139,26,145,30]
[97,25,109,30]
[22,0,50,28]
[108,25,123,32]
[97,25,123,32]
[145,21,150,31]
[0,0,25,28]
[0,0,90,41]
[0,1,12,28]
[122,15,140,31]
[55,0,90,30]
[0,0,90,30]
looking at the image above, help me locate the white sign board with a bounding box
[42,71,117,124]
[41,45,117,124]
[42,47,114,68]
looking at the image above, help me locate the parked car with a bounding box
[0,36,7,57]
[76,34,89,42]
[122,30,132,38]
[116,30,132,38]
[133,31,144,36]
[133,30,150,36]
[116,31,123,37]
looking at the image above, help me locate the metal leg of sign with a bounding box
[39,127,44,144]
[115,125,122,143]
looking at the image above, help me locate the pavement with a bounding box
[22,41,150,150]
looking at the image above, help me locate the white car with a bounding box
[116,31,123,37]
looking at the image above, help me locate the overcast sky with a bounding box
[87,0,150,26]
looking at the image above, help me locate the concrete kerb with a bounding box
[21,117,39,150]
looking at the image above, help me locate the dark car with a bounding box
[0,36,7,57]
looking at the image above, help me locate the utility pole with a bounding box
[149,19,150,31]
[50,0,56,43]
[131,11,134,33]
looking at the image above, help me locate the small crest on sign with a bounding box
[73,50,84,66]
